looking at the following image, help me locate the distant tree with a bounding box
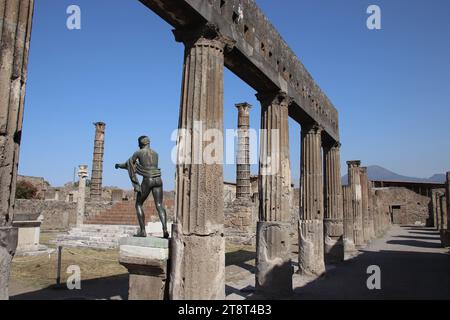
[15,180,38,199]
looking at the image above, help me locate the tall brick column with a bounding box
[90,122,105,202]
[235,102,252,200]
[347,161,364,247]
[0,0,34,300]
[360,167,370,244]
[298,123,325,276]
[255,91,293,297]
[342,185,356,259]
[323,142,344,263]
[170,24,233,300]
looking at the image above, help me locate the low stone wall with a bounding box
[14,200,113,231]
[15,200,77,231]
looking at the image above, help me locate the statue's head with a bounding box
[138,136,150,149]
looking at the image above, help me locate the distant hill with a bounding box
[341,165,446,185]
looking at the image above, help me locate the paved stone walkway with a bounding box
[10,225,450,300]
[226,225,450,300]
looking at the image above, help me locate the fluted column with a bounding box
[360,167,370,244]
[255,91,292,297]
[366,177,375,240]
[440,194,448,232]
[170,24,233,300]
[431,189,439,229]
[372,189,380,237]
[342,185,356,259]
[76,165,88,226]
[445,172,450,229]
[323,142,344,262]
[298,123,325,276]
[235,102,251,201]
[0,0,34,300]
[347,161,364,247]
[90,122,105,202]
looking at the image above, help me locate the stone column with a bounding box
[366,178,375,240]
[342,185,356,259]
[0,0,34,300]
[255,91,292,297]
[431,189,439,229]
[347,161,364,247]
[360,167,370,244]
[76,165,88,226]
[235,102,252,201]
[298,123,325,276]
[446,173,450,229]
[90,122,105,202]
[436,191,443,230]
[170,24,233,300]
[440,194,448,232]
[323,142,344,263]
[371,190,380,237]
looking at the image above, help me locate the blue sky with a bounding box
[19,0,450,190]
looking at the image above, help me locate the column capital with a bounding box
[360,166,368,173]
[255,91,291,107]
[347,160,361,168]
[78,165,88,178]
[302,122,323,135]
[173,23,235,52]
[235,102,252,112]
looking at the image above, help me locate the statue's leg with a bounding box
[152,180,169,238]
[135,179,151,237]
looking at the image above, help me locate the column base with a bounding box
[343,238,357,260]
[119,236,169,300]
[170,224,225,300]
[0,227,18,300]
[440,230,450,248]
[255,221,293,298]
[353,229,365,247]
[324,219,344,263]
[298,220,325,277]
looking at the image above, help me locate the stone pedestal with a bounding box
[119,237,169,300]
[12,212,50,256]
[0,227,18,300]
[255,221,292,298]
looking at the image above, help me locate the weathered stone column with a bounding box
[90,122,105,202]
[170,24,233,300]
[235,102,252,201]
[360,167,370,244]
[431,189,439,229]
[255,91,293,297]
[371,189,380,237]
[436,191,443,230]
[76,165,88,226]
[342,185,356,259]
[439,193,448,230]
[367,178,375,240]
[347,161,364,247]
[323,142,344,263]
[0,0,34,300]
[446,173,450,230]
[298,123,325,276]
